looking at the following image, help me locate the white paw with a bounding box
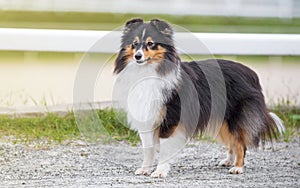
[151,164,170,178]
[219,158,233,167]
[229,166,244,174]
[135,167,151,176]
[151,169,168,178]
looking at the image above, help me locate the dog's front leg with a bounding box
[151,126,187,178]
[135,130,158,176]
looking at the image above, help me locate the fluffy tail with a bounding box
[269,112,285,136]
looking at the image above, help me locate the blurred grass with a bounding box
[1,11,300,33]
[0,51,300,65]
[0,104,298,146]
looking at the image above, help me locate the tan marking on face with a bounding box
[124,44,135,62]
[140,37,166,64]
[125,36,141,61]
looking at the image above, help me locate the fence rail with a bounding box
[0,28,300,55]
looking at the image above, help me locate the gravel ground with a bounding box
[0,140,299,188]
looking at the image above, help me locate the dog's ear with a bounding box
[123,18,144,34]
[150,19,173,36]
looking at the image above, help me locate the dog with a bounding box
[113,18,284,178]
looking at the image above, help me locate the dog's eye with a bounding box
[147,41,154,47]
[132,41,139,47]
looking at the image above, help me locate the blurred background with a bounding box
[0,0,299,109]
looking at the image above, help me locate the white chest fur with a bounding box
[114,62,177,131]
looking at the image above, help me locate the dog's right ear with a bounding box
[123,18,144,34]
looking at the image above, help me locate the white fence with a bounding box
[0,28,300,55]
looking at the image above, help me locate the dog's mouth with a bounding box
[136,57,151,64]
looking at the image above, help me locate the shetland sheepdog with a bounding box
[113,18,284,178]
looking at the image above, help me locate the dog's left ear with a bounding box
[150,19,173,36]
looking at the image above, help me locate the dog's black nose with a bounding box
[135,53,142,61]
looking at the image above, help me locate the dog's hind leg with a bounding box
[217,121,235,167]
[229,139,246,174]
[217,121,246,174]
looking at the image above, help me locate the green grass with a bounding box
[271,99,300,142]
[1,11,300,33]
[0,104,298,146]
[97,109,139,145]
[0,112,79,144]
[0,108,139,146]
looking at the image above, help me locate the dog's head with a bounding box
[114,18,178,74]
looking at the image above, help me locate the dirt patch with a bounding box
[0,140,299,187]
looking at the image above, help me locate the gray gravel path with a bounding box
[0,140,299,187]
